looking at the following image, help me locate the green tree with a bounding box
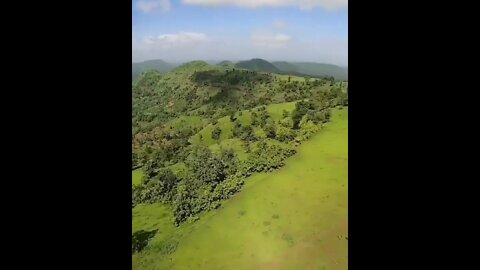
[264,122,277,139]
[212,126,222,140]
[251,112,258,126]
[187,146,226,185]
[232,119,242,137]
[291,100,315,129]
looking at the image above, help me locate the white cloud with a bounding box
[252,32,292,48]
[133,32,212,62]
[132,31,347,67]
[272,20,288,30]
[136,0,171,13]
[143,32,209,48]
[182,0,347,10]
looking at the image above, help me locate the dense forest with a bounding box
[132,61,348,232]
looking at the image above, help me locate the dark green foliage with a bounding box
[187,146,226,185]
[264,122,277,139]
[212,126,222,140]
[291,100,316,129]
[220,148,239,176]
[232,119,242,137]
[240,125,255,141]
[170,146,244,225]
[258,110,270,127]
[251,112,258,126]
[173,182,195,225]
[132,168,178,205]
[132,229,157,253]
[239,141,296,176]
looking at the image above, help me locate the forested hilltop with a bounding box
[132,60,348,228]
[132,58,348,81]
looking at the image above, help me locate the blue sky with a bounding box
[132,0,348,66]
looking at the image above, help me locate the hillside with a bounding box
[132,61,346,136]
[132,59,176,80]
[235,58,280,73]
[133,109,348,270]
[272,61,348,81]
[270,61,298,73]
[216,60,234,67]
[132,60,348,268]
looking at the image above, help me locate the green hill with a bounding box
[132,61,348,268]
[235,58,280,73]
[132,108,348,270]
[272,61,348,81]
[270,61,298,73]
[216,60,234,67]
[132,59,175,80]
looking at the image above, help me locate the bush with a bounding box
[264,123,276,139]
[211,126,222,140]
[132,230,157,254]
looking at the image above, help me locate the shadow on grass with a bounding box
[132,229,158,254]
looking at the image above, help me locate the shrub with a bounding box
[132,230,157,254]
[212,126,222,140]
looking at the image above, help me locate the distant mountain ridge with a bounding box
[272,61,348,81]
[234,58,280,73]
[133,59,348,81]
[132,60,176,80]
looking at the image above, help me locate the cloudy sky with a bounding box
[132,0,348,66]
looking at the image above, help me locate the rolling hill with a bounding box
[132,60,348,269]
[216,60,235,67]
[132,59,176,80]
[272,61,348,81]
[235,58,280,73]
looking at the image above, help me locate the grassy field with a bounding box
[132,108,348,269]
[265,101,296,121]
[132,169,144,186]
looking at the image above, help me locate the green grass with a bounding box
[132,169,144,186]
[265,101,296,121]
[169,108,348,269]
[190,116,234,146]
[236,110,252,126]
[133,108,348,269]
[274,74,311,82]
[209,138,249,161]
[132,203,177,270]
[164,115,206,130]
[190,101,297,147]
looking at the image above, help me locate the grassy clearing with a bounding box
[209,138,249,161]
[265,101,296,121]
[275,74,311,82]
[132,169,144,186]
[190,116,234,146]
[169,108,348,269]
[164,115,206,130]
[133,108,348,269]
